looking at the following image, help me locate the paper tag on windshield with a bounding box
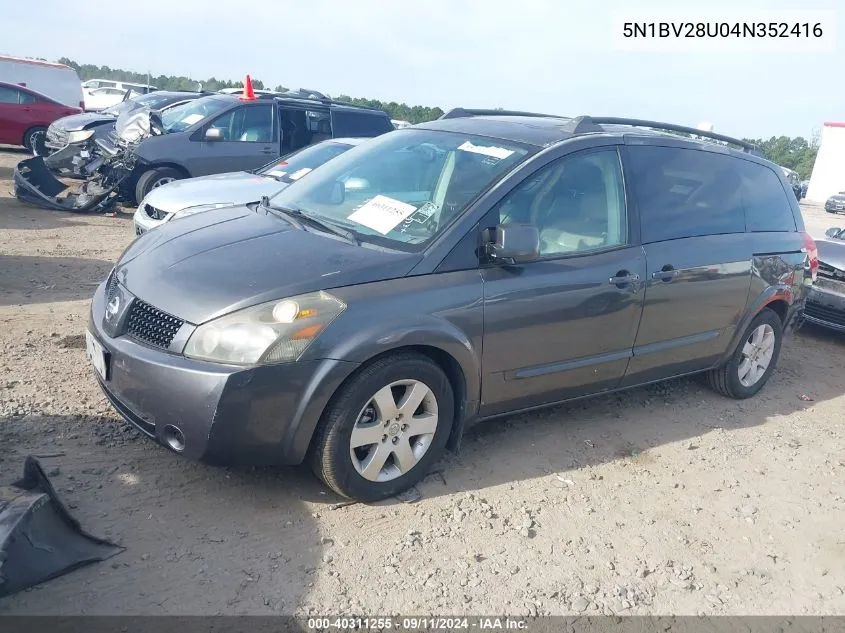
[458,141,514,160]
[267,169,287,178]
[289,168,312,181]
[348,195,416,234]
[181,113,204,125]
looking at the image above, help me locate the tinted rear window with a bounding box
[331,110,394,137]
[628,146,745,243]
[736,160,796,232]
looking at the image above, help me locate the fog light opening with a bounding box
[162,425,186,453]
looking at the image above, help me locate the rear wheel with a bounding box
[707,308,783,399]
[310,353,454,501]
[134,167,182,205]
[23,127,48,156]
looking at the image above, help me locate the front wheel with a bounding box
[23,127,48,156]
[310,353,454,501]
[134,167,183,205]
[706,308,783,399]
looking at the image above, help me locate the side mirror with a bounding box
[484,224,540,265]
[204,128,223,141]
[825,227,841,238]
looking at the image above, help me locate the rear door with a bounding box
[619,144,753,386]
[187,102,278,176]
[479,147,647,415]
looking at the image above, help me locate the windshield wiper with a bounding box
[260,197,358,244]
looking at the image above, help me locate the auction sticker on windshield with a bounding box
[181,113,205,126]
[458,140,514,160]
[348,195,416,234]
[289,168,313,181]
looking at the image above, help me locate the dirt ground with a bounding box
[0,146,843,616]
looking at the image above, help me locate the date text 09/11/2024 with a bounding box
[306,617,528,630]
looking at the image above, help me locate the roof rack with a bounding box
[439,107,565,120]
[562,116,759,154]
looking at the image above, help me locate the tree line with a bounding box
[56,58,819,171]
[58,58,444,124]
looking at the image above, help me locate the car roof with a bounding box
[0,80,58,101]
[415,112,764,163]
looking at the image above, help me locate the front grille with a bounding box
[804,302,845,327]
[818,262,845,281]
[144,203,167,221]
[125,299,184,349]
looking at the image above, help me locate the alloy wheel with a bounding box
[349,379,439,482]
[737,323,776,387]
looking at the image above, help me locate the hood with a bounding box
[115,205,419,324]
[817,239,845,272]
[50,112,115,133]
[143,172,287,214]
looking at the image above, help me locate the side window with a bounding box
[737,161,797,232]
[495,149,627,256]
[208,104,274,142]
[627,146,745,243]
[18,91,36,104]
[331,110,394,137]
[0,86,20,104]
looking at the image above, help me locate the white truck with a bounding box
[0,55,84,109]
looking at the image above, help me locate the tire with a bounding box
[23,127,47,156]
[706,308,783,399]
[134,167,183,205]
[309,352,455,502]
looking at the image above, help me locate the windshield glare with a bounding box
[160,97,230,133]
[268,129,531,250]
[103,92,179,117]
[258,141,355,182]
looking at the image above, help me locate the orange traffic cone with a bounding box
[240,74,256,101]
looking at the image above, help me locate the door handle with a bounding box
[652,266,678,282]
[608,272,640,286]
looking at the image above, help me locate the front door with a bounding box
[619,144,753,386]
[189,103,278,176]
[480,147,647,416]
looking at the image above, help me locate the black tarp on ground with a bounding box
[0,456,124,598]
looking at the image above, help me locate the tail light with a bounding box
[801,231,818,283]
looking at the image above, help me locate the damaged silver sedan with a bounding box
[14,109,162,213]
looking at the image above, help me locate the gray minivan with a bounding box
[86,112,817,501]
[127,93,393,203]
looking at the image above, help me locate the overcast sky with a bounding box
[3,0,841,139]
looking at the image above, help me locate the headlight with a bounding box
[183,291,346,365]
[67,130,95,144]
[168,203,233,222]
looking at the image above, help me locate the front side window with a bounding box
[627,146,745,243]
[494,149,627,256]
[207,104,274,142]
[161,97,232,133]
[268,129,532,251]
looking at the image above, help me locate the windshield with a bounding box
[268,129,532,251]
[257,141,356,182]
[102,92,182,117]
[160,97,231,133]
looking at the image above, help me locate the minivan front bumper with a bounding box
[88,278,359,465]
